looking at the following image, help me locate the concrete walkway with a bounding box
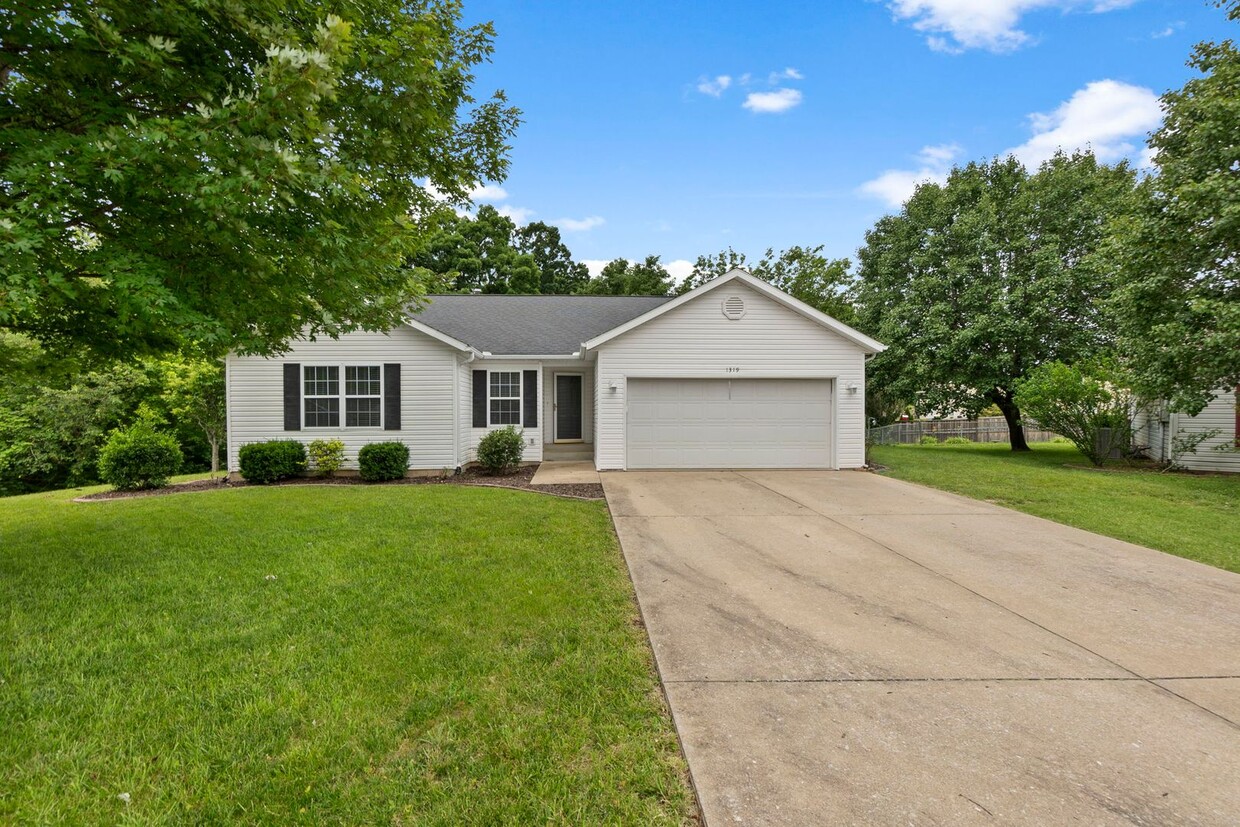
[602,469,1240,825]
[530,460,600,485]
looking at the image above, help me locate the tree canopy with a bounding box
[408,208,593,295]
[410,205,540,294]
[853,152,1141,450]
[0,0,520,358]
[1105,2,1240,413]
[680,246,854,321]
[514,222,589,294]
[576,256,674,296]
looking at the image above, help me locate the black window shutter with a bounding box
[472,370,487,427]
[283,363,301,431]
[383,363,401,431]
[523,370,538,428]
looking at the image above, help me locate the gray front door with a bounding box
[555,374,583,441]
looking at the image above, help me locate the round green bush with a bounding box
[943,436,973,445]
[358,441,409,481]
[918,434,940,445]
[239,440,307,484]
[98,423,183,490]
[477,426,525,474]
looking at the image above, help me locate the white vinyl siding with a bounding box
[593,282,869,470]
[226,326,458,472]
[1158,391,1240,474]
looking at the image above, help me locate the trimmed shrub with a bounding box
[943,436,973,445]
[307,438,345,476]
[98,422,183,490]
[477,426,525,474]
[358,441,409,481]
[239,440,307,484]
[918,435,940,445]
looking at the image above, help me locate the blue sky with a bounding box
[459,0,1233,281]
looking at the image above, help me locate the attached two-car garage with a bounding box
[625,378,833,469]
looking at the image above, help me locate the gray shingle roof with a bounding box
[410,294,672,355]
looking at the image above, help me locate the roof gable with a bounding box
[582,269,886,354]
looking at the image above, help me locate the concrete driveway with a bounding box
[602,470,1240,825]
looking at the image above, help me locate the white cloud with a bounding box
[742,88,803,114]
[468,183,508,202]
[696,75,732,97]
[665,259,695,284]
[582,259,610,278]
[497,204,535,224]
[555,215,606,232]
[887,0,1138,53]
[1006,79,1162,168]
[858,143,963,207]
[1152,20,1185,39]
[768,67,804,84]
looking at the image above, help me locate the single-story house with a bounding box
[225,268,886,474]
[1132,389,1239,473]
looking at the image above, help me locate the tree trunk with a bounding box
[209,436,219,477]
[990,390,1031,452]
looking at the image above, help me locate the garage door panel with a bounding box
[626,378,833,469]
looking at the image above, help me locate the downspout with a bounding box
[223,355,233,478]
[453,350,479,473]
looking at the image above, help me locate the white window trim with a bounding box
[302,363,384,430]
[488,369,523,427]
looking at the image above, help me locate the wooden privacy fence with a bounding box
[868,416,1060,445]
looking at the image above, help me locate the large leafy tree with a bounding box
[854,152,1140,450]
[680,245,855,321]
[576,256,673,296]
[1106,1,1240,413]
[0,1,519,358]
[514,222,589,294]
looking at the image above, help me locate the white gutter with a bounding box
[472,352,586,361]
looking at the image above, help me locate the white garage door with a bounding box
[626,378,833,469]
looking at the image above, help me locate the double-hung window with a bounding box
[303,365,382,428]
[304,366,340,427]
[489,371,521,425]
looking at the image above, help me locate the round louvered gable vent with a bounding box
[721,295,746,320]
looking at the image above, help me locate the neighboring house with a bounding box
[225,269,886,474]
[1132,389,1239,473]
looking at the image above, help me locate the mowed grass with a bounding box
[871,442,1240,572]
[0,484,694,825]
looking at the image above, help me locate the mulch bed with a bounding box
[75,465,605,503]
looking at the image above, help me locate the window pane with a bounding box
[304,366,338,396]
[346,365,382,397]
[304,397,340,427]
[490,371,520,399]
[346,397,381,427]
[490,398,520,425]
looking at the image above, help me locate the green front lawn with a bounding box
[871,442,1240,573]
[0,485,693,824]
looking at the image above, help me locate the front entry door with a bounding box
[555,374,583,441]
